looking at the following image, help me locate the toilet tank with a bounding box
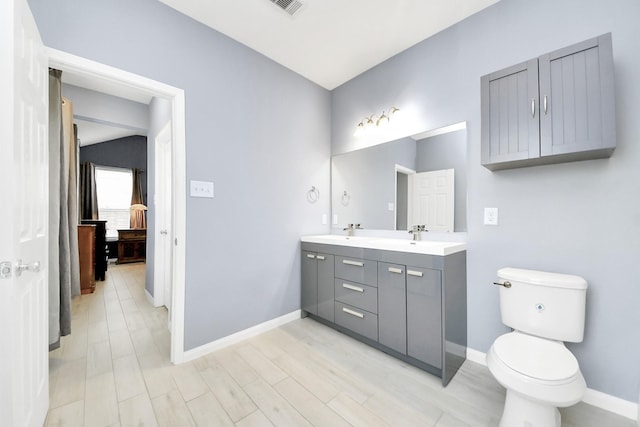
[497,268,587,342]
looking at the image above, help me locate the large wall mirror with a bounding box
[331,122,467,232]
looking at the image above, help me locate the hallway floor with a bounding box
[46,263,636,426]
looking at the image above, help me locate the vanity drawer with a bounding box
[334,256,377,286]
[334,279,378,314]
[334,301,378,342]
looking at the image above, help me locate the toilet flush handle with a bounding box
[493,281,512,288]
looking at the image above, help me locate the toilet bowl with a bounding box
[488,268,588,427]
[487,331,586,427]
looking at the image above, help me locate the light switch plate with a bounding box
[484,207,498,225]
[190,180,214,198]
[322,214,328,225]
[388,202,395,211]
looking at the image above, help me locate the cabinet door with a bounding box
[378,263,407,354]
[407,266,442,369]
[539,33,615,156]
[301,251,318,315]
[316,253,335,322]
[481,59,540,168]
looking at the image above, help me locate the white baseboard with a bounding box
[465,347,638,421]
[180,310,301,363]
[145,289,159,307]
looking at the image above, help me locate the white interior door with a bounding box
[0,0,49,425]
[408,169,455,232]
[154,121,173,322]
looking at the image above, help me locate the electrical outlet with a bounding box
[190,180,214,198]
[484,207,498,225]
[322,214,328,225]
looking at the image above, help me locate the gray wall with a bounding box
[331,0,640,402]
[416,129,467,232]
[79,135,148,205]
[63,83,149,133]
[29,0,331,350]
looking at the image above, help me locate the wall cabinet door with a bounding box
[539,33,615,157]
[378,262,407,354]
[481,59,540,166]
[316,254,335,322]
[301,251,318,316]
[407,266,442,369]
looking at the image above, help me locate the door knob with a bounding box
[0,261,11,279]
[15,260,41,277]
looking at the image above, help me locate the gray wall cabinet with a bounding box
[301,251,335,322]
[301,241,467,386]
[481,33,615,171]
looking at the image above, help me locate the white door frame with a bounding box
[47,48,188,364]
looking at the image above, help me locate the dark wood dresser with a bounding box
[77,224,96,294]
[81,219,108,281]
[117,229,146,264]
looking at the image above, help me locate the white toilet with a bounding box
[487,267,588,427]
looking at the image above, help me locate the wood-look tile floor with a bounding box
[46,263,635,427]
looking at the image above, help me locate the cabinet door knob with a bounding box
[407,270,423,277]
[531,98,536,117]
[343,259,364,267]
[342,283,364,293]
[342,307,364,318]
[388,267,403,274]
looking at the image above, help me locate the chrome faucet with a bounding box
[409,225,427,241]
[343,223,362,237]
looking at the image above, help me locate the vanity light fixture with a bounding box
[354,106,400,136]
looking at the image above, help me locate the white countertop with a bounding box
[301,235,466,256]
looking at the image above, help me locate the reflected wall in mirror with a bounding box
[331,123,467,232]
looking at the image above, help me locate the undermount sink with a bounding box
[301,235,466,256]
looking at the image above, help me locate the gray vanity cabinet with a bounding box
[481,33,615,171]
[301,251,335,322]
[301,241,466,386]
[378,262,407,355]
[406,266,443,369]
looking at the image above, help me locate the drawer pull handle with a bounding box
[306,254,315,259]
[342,283,364,293]
[342,307,364,318]
[343,260,364,267]
[316,255,325,261]
[388,267,403,274]
[407,270,423,277]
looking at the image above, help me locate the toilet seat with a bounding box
[492,332,579,383]
[487,332,586,408]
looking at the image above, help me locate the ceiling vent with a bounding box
[269,0,304,17]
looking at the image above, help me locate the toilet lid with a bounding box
[493,333,580,381]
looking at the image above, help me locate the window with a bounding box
[95,166,132,239]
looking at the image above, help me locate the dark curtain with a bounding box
[48,69,81,351]
[79,162,99,220]
[48,69,62,350]
[130,168,146,228]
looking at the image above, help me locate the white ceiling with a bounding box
[158,0,499,90]
[74,119,142,147]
